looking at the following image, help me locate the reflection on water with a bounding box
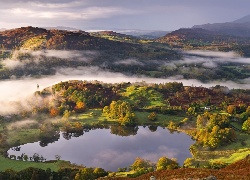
[8,126,194,171]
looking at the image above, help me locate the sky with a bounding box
[0,0,250,31]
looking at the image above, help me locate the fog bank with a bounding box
[0,66,249,115]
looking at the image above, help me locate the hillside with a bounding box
[193,15,250,37]
[156,28,246,47]
[193,22,250,37]
[0,26,178,58]
[0,26,138,51]
[233,14,250,23]
[0,26,180,79]
[156,28,250,56]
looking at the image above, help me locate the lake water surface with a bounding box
[8,126,194,171]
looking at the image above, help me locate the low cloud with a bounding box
[184,50,240,58]
[2,59,24,69]
[114,59,144,66]
[1,50,97,69]
[201,61,218,68]
[7,119,39,130]
[1,50,250,116]
[160,50,250,71]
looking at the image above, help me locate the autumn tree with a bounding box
[156,156,179,170]
[242,118,250,133]
[130,157,153,171]
[148,112,157,121]
[194,112,235,149]
[167,121,178,130]
[227,105,236,115]
[103,100,136,126]
[183,158,195,168]
[74,101,86,113]
[50,107,59,117]
[75,167,108,180]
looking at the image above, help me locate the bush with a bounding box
[148,112,157,121]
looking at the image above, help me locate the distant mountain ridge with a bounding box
[117,30,170,39]
[42,26,80,31]
[155,27,250,57]
[193,14,250,37]
[156,28,249,47]
[233,14,250,23]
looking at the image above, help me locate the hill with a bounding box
[0,26,177,57]
[0,26,138,51]
[156,28,248,48]
[0,26,179,79]
[156,27,250,58]
[193,15,250,37]
[233,14,250,23]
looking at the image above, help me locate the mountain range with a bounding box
[193,14,250,37]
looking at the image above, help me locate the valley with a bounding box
[0,11,250,179]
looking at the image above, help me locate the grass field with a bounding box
[6,129,40,147]
[210,148,250,164]
[135,111,185,126]
[69,109,118,125]
[0,156,66,171]
[69,109,185,127]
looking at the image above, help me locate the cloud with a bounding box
[1,50,97,69]
[30,1,82,9]
[1,0,250,30]
[7,6,137,20]
[1,49,250,116]
[114,59,144,66]
[184,50,240,58]
[201,61,218,68]
[7,119,39,130]
[159,50,250,72]
[2,59,24,69]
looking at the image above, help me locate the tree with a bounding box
[183,158,195,168]
[103,100,136,126]
[242,118,250,133]
[187,107,197,116]
[130,157,152,171]
[156,156,179,170]
[227,105,236,115]
[246,106,250,115]
[240,112,248,123]
[50,107,59,117]
[75,168,95,180]
[55,155,61,161]
[167,121,178,130]
[63,110,71,119]
[74,101,86,113]
[93,168,108,178]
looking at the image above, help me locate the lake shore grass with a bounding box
[0,156,70,171]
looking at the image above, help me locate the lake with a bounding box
[8,126,194,171]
